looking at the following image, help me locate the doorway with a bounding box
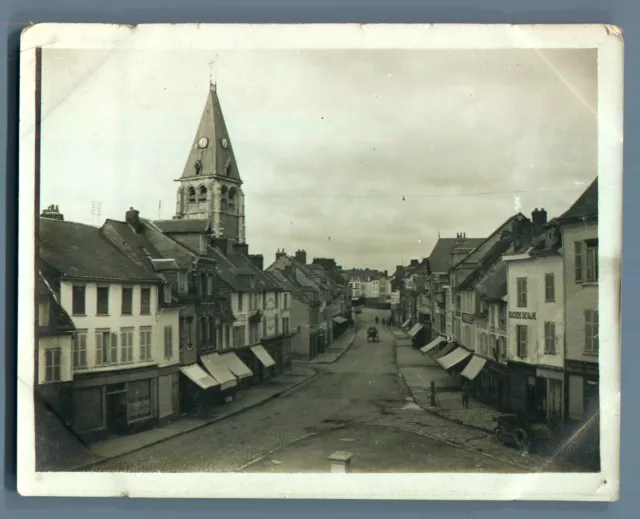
[105,383,127,435]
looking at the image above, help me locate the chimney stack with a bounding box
[295,249,307,264]
[125,207,144,234]
[531,208,548,231]
[276,248,287,260]
[248,254,264,271]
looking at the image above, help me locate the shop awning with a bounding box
[402,319,411,328]
[220,352,253,380]
[409,323,424,338]
[201,353,237,390]
[332,316,348,325]
[180,364,219,390]
[435,341,456,359]
[460,355,487,380]
[437,347,472,370]
[251,344,276,368]
[420,336,446,354]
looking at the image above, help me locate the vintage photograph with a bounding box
[17,24,622,500]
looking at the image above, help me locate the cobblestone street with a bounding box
[90,309,565,473]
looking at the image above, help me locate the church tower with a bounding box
[174,84,246,243]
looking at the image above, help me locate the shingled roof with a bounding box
[39,218,160,283]
[558,177,598,222]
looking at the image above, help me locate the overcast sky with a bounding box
[39,48,597,272]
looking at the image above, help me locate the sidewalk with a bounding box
[394,328,501,433]
[71,364,317,471]
[308,328,357,365]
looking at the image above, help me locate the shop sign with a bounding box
[508,311,537,320]
[461,313,474,324]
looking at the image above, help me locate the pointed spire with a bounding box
[179,83,241,182]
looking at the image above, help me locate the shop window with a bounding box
[73,387,104,432]
[72,285,86,315]
[73,330,88,369]
[127,379,152,421]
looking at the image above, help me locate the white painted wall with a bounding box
[505,255,565,369]
[60,281,179,373]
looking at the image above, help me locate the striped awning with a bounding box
[220,352,253,380]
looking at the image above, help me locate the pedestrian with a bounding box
[461,381,471,409]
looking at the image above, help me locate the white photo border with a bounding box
[17,23,623,500]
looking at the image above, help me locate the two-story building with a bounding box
[503,217,564,420]
[39,216,182,441]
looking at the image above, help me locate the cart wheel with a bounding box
[515,428,529,448]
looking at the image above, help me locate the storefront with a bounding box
[73,367,165,442]
[473,360,509,411]
[506,361,538,417]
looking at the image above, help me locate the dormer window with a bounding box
[187,187,196,204]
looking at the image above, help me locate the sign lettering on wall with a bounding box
[508,311,537,320]
[461,313,474,324]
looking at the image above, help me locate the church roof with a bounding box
[180,85,242,182]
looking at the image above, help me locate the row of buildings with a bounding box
[343,268,396,307]
[35,83,351,444]
[394,178,599,461]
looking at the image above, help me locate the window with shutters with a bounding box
[44,348,62,382]
[73,329,87,369]
[575,239,599,283]
[516,278,528,308]
[164,325,173,359]
[249,322,259,344]
[139,326,152,360]
[516,325,528,357]
[544,273,555,302]
[585,309,599,354]
[544,322,556,354]
[95,329,112,365]
[120,327,134,363]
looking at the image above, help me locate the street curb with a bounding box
[309,329,357,365]
[391,335,496,436]
[70,368,319,472]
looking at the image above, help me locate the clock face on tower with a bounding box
[198,137,209,149]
